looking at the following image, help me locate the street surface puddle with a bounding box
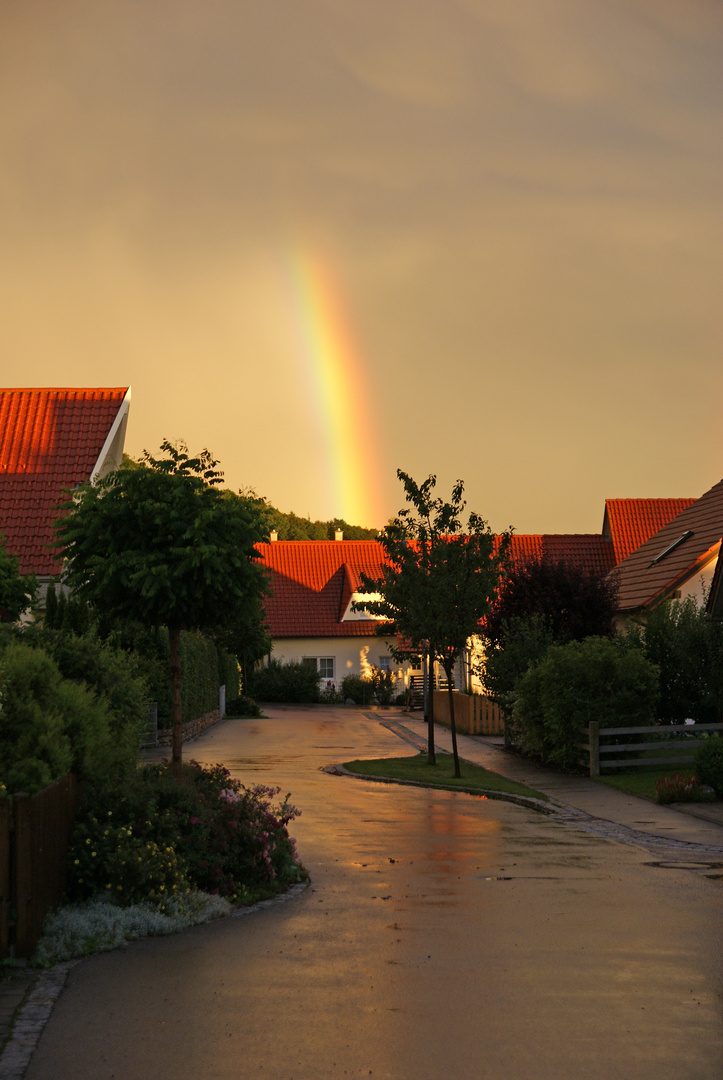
[644,860,723,871]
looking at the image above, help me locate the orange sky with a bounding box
[1,0,721,533]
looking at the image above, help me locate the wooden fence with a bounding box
[579,721,723,778]
[0,773,79,959]
[432,690,505,736]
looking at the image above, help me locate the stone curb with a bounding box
[0,881,311,1080]
[327,762,723,856]
[0,962,78,1080]
[324,762,555,815]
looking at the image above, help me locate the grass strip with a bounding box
[596,767,697,802]
[343,752,547,802]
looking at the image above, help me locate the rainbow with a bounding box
[283,250,385,529]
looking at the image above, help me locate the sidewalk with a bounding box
[394,713,723,852]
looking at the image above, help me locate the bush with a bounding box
[694,736,723,797]
[341,674,373,706]
[0,641,142,794]
[627,599,723,724]
[483,613,555,712]
[248,659,321,703]
[367,667,396,706]
[655,773,710,804]
[512,637,659,770]
[225,693,262,718]
[68,761,306,904]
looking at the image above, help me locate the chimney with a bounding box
[334,529,343,542]
[269,530,278,542]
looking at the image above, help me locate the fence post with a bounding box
[589,721,600,778]
[0,798,10,958]
[12,793,34,958]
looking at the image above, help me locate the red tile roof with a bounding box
[258,532,618,638]
[257,540,387,638]
[505,534,616,575]
[612,479,723,612]
[0,388,129,576]
[603,498,695,563]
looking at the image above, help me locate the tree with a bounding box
[482,558,618,718]
[356,471,511,777]
[0,534,37,622]
[55,441,267,770]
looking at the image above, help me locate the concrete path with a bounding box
[394,714,723,851]
[19,708,722,1080]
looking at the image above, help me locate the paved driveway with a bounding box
[27,708,723,1080]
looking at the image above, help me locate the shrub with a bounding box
[626,598,723,724]
[512,636,659,770]
[341,674,373,706]
[68,761,306,905]
[0,641,140,793]
[248,659,321,703]
[225,693,262,717]
[68,812,191,908]
[694,736,723,797]
[318,684,343,705]
[367,666,396,706]
[655,773,710,804]
[34,894,231,966]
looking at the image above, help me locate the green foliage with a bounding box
[56,442,266,635]
[627,598,723,723]
[43,581,91,634]
[55,442,268,765]
[655,773,712,804]
[367,666,396,706]
[0,641,142,794]
[482,613,555,712]
[225,693,262,718]
[341,673,374,706]
[24,626,148,748]
[0,534,37,622]
[481,560,618,719]
[248,659,321,703]
[236,488,378,540]
[68,762,305,904]
[69,812,191,908]
[512,636,659,770]
[486,558,618,647]
[694,736,723,797]
[356,470,511,772]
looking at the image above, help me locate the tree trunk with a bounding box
[426,642,436,765]
[446,661,461,778]
[169,624,183,774]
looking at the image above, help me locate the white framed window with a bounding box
[303,656,335,681]
[378,656,391,672]
[318,657,335,681]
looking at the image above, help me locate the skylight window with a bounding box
[649,530,693,567]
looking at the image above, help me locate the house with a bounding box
[0,387,131,598]
[255,494,695,692]
[609,479,723,625]
[255,536,402,691]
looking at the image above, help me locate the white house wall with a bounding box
[268,637,409,689]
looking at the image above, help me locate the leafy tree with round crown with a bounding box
[55,441,267,770]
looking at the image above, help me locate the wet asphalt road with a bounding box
[27,708,723,1080]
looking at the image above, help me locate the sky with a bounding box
[1,0,721,534]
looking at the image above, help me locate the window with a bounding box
[378,656,391,672]
[318,657,335,681]
[304,656,335,681]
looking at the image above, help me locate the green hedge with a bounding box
[512,636,659,770]
[118,626,239,729]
